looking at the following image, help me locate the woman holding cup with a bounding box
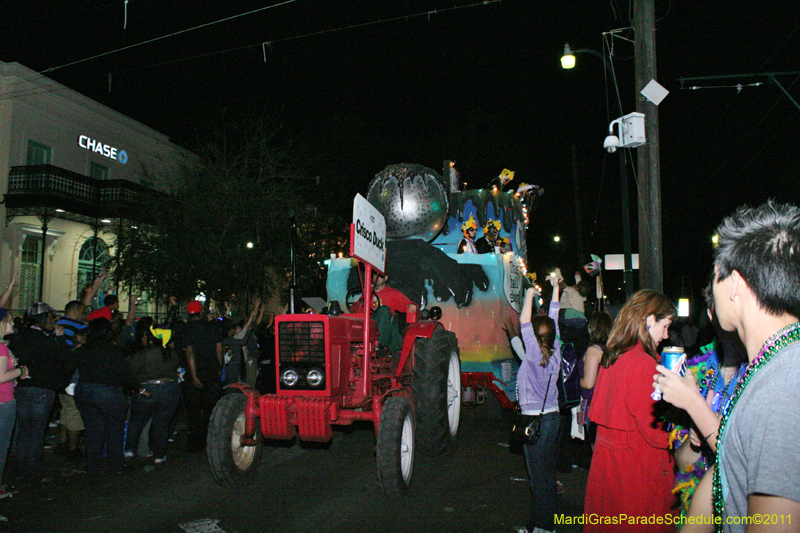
[583,290,677,532]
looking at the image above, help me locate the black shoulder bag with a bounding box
[510,373,552,447]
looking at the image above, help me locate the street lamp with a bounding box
[561,44,606,70]
[561,44,576,69]
[560,42,634,299]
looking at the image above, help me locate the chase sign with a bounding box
[77,135,128,164]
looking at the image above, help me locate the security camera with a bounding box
[604,112,646,153]
[604,134,620,153]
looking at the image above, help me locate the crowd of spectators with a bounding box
[0,201,797,533]
[513,200,800,533]
[0,281,271,522]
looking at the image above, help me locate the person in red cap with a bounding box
[186,300,203,316]
[178,300,223,453]
[86,294,118,322]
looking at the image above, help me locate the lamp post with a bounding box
[561,44,606,269]
[561,44,606,70]
[561,44,634,299]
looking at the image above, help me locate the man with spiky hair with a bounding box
[657,200,800,532]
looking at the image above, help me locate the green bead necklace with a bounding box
[712,321,800,531]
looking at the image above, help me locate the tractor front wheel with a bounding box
[376,396,415,497]
[412,329,461,456]
[207,393,263,486]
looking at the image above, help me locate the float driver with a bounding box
[374,272,417,316]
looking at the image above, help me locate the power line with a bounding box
[0,0,501,103]
[107,0,502,76]
[0,0,301,100]
[41,0,301,74]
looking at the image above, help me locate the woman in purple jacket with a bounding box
[516,275,561,533]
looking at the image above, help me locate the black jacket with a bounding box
[9,327,70,392]
[69,343,141,392]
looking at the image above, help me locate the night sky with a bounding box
[3,1,800,305]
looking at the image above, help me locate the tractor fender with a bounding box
[395,321,443,373]
[224,383,258,396]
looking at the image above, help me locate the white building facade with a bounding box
[0,61,191,315]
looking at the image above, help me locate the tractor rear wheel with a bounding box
[376,396,415,496]
[412,328,461,456]
[207,393,263,486]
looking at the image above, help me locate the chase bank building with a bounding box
[0,60,191,315]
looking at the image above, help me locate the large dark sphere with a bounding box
[366,163,449,242]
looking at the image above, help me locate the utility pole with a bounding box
[634,0,663,292]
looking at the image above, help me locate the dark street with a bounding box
[2,399,588,533]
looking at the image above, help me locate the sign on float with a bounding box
[351,193,386,272]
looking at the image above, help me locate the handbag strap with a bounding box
[539,373,552,415]
[516,368,554,415]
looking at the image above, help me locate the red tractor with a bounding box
[206,260,462,495]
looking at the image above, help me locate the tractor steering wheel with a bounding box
[345,288,363,313]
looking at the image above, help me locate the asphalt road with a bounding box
[3,400,588,533]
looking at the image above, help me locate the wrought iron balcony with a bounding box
[3,165,165,225]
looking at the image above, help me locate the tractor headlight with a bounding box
[306,368,325,387]
[281,368,300,387]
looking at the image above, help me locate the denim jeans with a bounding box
[14,387,56,482]
[126,382,181,459]
[523,411,561,532]
[0,400,17,481]
[75,383,128,474]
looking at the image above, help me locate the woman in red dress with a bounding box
[583,290,677,532]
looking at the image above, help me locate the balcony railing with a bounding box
[4,165,164,222]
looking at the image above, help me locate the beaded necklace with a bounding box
[707,363,745,415]
[712,321,800,530]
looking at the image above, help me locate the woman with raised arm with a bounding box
[0,272,18,310]
[583,290,677,532]
[0,310,29,502]
[515,275,561,533]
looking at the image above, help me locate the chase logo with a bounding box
[77,135,128,165]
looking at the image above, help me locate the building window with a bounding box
[19,236,42,307]
[90,162,109,180]
[89,163,108,180]
[77,237,109,309]
[26,140,52,165]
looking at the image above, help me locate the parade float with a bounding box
[326,161,541,408]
